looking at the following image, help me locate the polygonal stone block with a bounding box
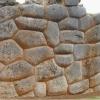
[93,13,100,25]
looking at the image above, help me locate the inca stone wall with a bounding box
[0,0,100,98]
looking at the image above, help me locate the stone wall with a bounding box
[0,0,100,98]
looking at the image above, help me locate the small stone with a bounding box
[68,79,89,94]
[14,76,36,96]
[35,59,64,81]
[64,0,80,6]
[47,76,68,95]
[34,82,46,97]
[59,18,79,30]
[0,62,5,72]
[0,82,18,97]
[79,15,95,31]
[20,4,44,18]
[46,4,69,21]
[24,46,54,65]
[55,55,73,67]
[14,30,47,48]
[83,88,93,94]
[93,13,100,25]
[0,60,34,81]
[85,25,100,43]
[65,61,83,84]
[21,91,35,97]
[15,17,47,31]
[0,6,20,22]
[60,30,84,43]
[68,6,86,18]
[0,19,18,40]
[54,43,73,54]
[0,39,23,64]
[44,21,59,47]
[90,73,100,87]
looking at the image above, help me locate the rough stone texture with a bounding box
[68,79,89,94]
[0,0,99,98]
[35,59,64,81]
[59,18,79,30]
[24,46,54,65]
[14,30,47,48]
[68,5,86,18]
[34,82,46,97]
[47,76,68,95]
[15,17,47,31]
[55,54,73,67]
[44,21,59,47]
[60,30,84,43]
[65,61,83,84]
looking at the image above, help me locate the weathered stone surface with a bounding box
[79,15,95,31]
[68,79,89,94]
[15,17,47,31]
[34,82,46,97]
[60,30,84,43]
[94,85,100,92]
[65,61,83,84]
[14,76,36,96]
[85,25,100,43]
[0,19,18,40]
[74,44,94,60]
[0,6,20,22]
[21,91,35,97]
[55,55,73,67]
[59,18,79,30]
[44,21,59,47]
[14,30,47,48]
[0,39,23,64]
[54,43,73,54]
[47,76,68,95]
[68,6,86,18]
[35,59,64,81]
[46,4,69,21]
[90,73,100,87]
[20,4,44,18]
[24,46,54,65]
[0,60,34,81]
[0,62,5,72]
[93,13,100,25]
[64,0,80,6]
[0,82,18,97]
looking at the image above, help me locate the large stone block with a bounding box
[59,18,79,30]
[60,30,84,43]
[35,59,64,81]
[20,4,44,18]
[24,46,54,65]
[14,30,47,48]
[14,76,36,96]
[65,61,83,84]
[15,17,47,31]
[46,4,69,21]
[44,21,59,47]
[0,39,23,64]
[68,79,89,94]
[79,15,95,31]
[68,6,86,18]
[47,76,68,95]
[54,43,73,54]
[85,25,100,43]
[0,6,20,22]
[0,60,34,81]
[0,19,18,40]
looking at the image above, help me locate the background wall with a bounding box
[0,0,100,97]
